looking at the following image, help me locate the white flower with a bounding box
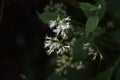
[61,30,67,39]
[82,42,103,60]
[60,23,70,30]
[53,27,61,35]
[64,17,71,21]
[49,20,57,28]
[83,42,90,50]
[56,45,70,55]
[44,35,59,55]
[92,53,97,60]
[48,17,71,39]
[88,47,94,55]
[44,35,70,55]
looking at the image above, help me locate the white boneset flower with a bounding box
[49,20,57,28]
[58,17,71,38]
[84,43,90,46]
[60,22,70,30]
[82,42,102,60]
[61,30,67,39]
[83,42,90,50]
[49,17,71,39]
[92,52,98,60]
[44,35,59,55]
[56,45,70,55]
[64,17,71,21]
[44,35,70,55]
[53,27,61,36]
[89,47,94,52]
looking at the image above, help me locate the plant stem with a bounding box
[108,56,120,80]
[71,19,85,26]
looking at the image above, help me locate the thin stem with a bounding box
[71,19,85,26]
[108,56,120,80]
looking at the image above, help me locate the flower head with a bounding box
[49,17,71,39]
[44,35,70,55]
[49,20,57,28]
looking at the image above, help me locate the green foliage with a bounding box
[72,35,94,62]
[92,27,105,37]
[36,11,58,23]
[85,15,99,37]
[72,36,88,62]
[79,2,97,12]
[79,0,106,20]
[95,0,106,19]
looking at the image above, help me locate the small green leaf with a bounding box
[36,11,58,23]
[79,2,97,12]
[85,15,99,37]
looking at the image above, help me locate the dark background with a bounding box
[0,0,50,80]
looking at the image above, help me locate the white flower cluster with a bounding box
[44,35,70,55]
[55,54,72,75]
[44,1,67,16]
[83,42,103,60]
[55,54,85,75]
[44,17,71,55]
[49,17,71,39]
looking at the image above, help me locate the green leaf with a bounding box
[72,35,95,62]
[72,36,88,62]
[85,15,99,37]
[79,2,97,12]
[36,11,58,23]
[92,27,105,37]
